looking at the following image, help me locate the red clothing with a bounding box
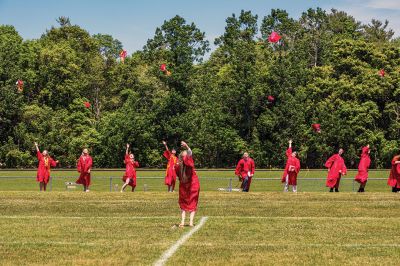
[388,156,400,188]
[355,146,371,184]
[122,154,139,187]
[235,157,255,191]
[281,148,300,185]
[36,151,57,184]
[325,154,347,188]
[163,150,178,187]
[175,154,200,212]
[76,155,93,186]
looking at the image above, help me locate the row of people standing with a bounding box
[235,140,400,193]
[34,141,200,227]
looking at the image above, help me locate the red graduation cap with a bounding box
[84,101,91,108]
[312,123,321,133]
[119,50,127,62]
[16,79,24,92]
[267,95,275,103]
[268,31,282,43]
[160,64,167,72]
[378,69,385,77]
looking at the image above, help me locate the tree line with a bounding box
[0,8,399,169]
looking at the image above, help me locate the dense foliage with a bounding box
[1,8,399,168]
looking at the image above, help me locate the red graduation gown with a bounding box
[355,146,371,184]
[163,150,177,186]
[235,158,255,190]
[122,155,139,187]
[76,155,93,186]
[387,157,400,188]
[325,154,347,188]
[36,151,57,184]
[281,148,301,185]
[175,155,200,212]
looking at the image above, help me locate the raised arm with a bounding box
[181,141,192,156]
[34,142,39,152]
[126,144,129,155]
[162,141,169,151]
[288,139,292,148]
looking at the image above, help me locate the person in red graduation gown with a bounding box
[175,141,200,227]
[121,144,139,192]
[162,141,178,192]
[76,148,93,192]
[354,145,371,193]
[387,154,400,193]
[281,140,301,192]
[235,152,255,192]
[325,148,347,192]
[34,142,58,191]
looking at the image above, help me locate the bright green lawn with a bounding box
[0,192,399,265]
[0,169,391,192]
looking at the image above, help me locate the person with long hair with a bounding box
[121,144,139,192]
[34,142,58,191]
[354,145,371,192]
[388,153,400,192]
[281,140,301,192]
[175,141,200,227]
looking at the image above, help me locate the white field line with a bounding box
[153,216,208,266]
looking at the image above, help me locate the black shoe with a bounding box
[392,187,397,193]
[361,188,365,192]
[335,188,339,192]
[329,188,333,192]
[357,188,361,193]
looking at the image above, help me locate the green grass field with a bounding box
[0,170,399,265]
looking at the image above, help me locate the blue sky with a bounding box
[0,0,399,55]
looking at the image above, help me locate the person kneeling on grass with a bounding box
[176,141,200,227]
[281,140,300,193]
[354,145,371,193]
[121,144,139,192]
[76,148,93,192]
[34,142,59,191]
[235,152,255,192]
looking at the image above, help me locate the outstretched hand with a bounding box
[162,141,166,145]
[181,141,188,148]
[289,139,292,144]
[34,142,38,146]
[126,143,130,148]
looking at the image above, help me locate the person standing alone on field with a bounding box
[387,153,400,192]
[162,141,178,192]
[325,148,347,192]
[34,142,58,191]
[354,145,371,192]
[281,140,301,192]
[76,148,93,192]
[121,144,139,192]
[175,141,200,227]
[235,152,255,192]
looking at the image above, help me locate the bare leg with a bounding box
[284,175,289,192]
[180,210,186,227]
[43,182,47,191]
[39,182,43,191]
[189,211,196,227]
[131,186,135,192]
[292,185,297,193]
[121,179,130,192]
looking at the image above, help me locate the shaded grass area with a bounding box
[0,192,399,265]
[0,169,392,192]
